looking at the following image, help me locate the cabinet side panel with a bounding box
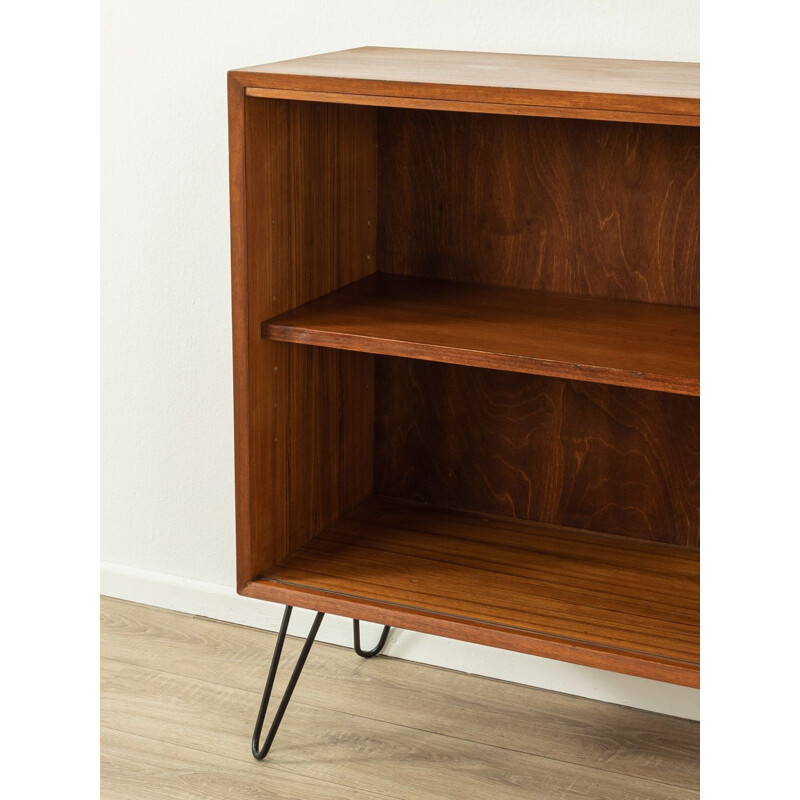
[230,75,253,591]
[378,109,699,307]
[240,97,376,580]
[374,359,699,547]
[242,97,290,578]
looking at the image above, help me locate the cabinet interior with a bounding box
[236,95,699,686]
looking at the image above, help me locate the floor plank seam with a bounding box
[100,725,407,800]
[102,656,697,793]
[101,599,700,799]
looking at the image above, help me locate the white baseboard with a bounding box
[101,561,699,720]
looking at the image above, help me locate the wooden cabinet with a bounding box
[228,48,699,689]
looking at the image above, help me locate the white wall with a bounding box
[101,0,700,719]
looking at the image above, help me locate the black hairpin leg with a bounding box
[353,619,391,658]
[251,605,324,760]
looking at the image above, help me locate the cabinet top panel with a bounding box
[231,47,699,125]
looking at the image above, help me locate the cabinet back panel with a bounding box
[374,358,699,548]
[378,109,699,307]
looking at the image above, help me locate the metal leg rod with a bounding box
[251,605,324,760]
[353,619,391,658]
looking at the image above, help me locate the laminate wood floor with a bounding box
[100,597,699,799]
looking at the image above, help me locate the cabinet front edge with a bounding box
[236,77,699,126]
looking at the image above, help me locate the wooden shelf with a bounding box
[245,497,699,687]
[262,274,699,395]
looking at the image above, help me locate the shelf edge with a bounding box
[241,580,699,688]
[243,84,699,127]
[262,322,700,396]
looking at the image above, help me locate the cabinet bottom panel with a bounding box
[242,496,699,687]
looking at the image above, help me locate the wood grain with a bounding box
[101,597,700,791]
[103,658,697,799]
[228,74,251,592]
[101,729,376,800]
[245,85,702,126]
[252,497,700,686]
[234,94,377,580]
[230,55,701,691]
[375,359,700,547]
[264,274,699,395]
[101,598,700,798]
[232,47,699,125]
[378,108,699,307]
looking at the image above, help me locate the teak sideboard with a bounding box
[227,48,700,737]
